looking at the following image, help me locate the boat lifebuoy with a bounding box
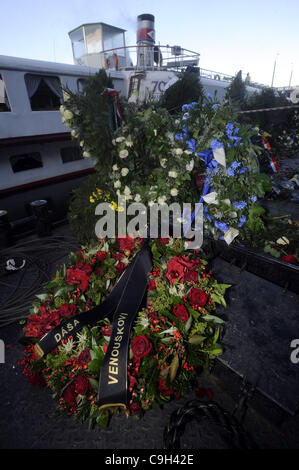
[113,54,118,70]
[214,74,220,80]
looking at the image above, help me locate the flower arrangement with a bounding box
[20,236,229,428]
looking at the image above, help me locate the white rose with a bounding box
[80,140,84,147]
[148,201,155,207]
[112,164,118,171]
[126,141,133,147]
[160,159,167,168]
[124,186,131,196]
[158,196,167,205]
[59,105,65,115]
[229,211,238,218]
[223,199,231,206]
[186,160,194,172]
[71,129,78,138]
[63,92,70,102]
[135,194,141,202]
[171,188,178,197]
[64,110,74,120]
[114,180,121,189]
[168,170,177,178]
[83,151,91,158]
[174,148,183,156]
[121,168,129,177]
[116,136,125,143]
[119,149,129,159]
[112,139,116,146]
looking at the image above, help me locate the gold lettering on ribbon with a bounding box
[54,319,80,344]
[108,313,128,385]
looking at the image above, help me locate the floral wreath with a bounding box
[20,236,229,427]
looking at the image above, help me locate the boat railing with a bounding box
[99,44,200,72]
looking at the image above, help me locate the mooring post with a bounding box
[30,200,52,237]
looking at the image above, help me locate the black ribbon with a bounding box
[97,242,153,411]
[34,243,153,410]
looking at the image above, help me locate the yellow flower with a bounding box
[90,197,95,203]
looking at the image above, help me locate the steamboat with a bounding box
[0,14,269,233]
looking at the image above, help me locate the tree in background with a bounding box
[160,68,204,114]
[225,70,247,108]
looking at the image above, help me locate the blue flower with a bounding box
[210,139,224,150]
[183,113,189,119]
[207,93,212,99]
[239,167,248,174]
[233,127,240,135]
[214,221,229,232]
[231,161,241,170]
[186,138,197,153]
[238,215,246,227]
[210,160,219,173]
[182,104,192,112]
[212,104,218,111]
[175,133,184,141]
[251,195,257,203]
[226,123,234,135]
[227,167,235,177]
[233,201,247,210]
[191,101,198,107]
[219,235,225,240]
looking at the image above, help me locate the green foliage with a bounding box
[62,70,115,176]
[160,69,204,114]
[225,70,247,108]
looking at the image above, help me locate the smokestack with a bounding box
[137,14,155,69]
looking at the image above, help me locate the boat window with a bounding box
[25,74,63,111]
[60,146,84,163]
[0,75,11,112]
[10,152,43,173]
[77,78,87,92]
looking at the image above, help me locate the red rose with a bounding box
[158,379,173,396]
[147,279,156,291]
[66,267,90,291]
[188,288,208,307]
[74,374,90,396]
[103,344,108,354]
[165,257,185,285]
[117,235,135,252]
[184,270,198,283]
[96,251,108,262]
[116,262,126,275]
[178,255,201,270]
[131,335,152,358]
[113,252,125,260]
[58,304,77,318]
[78,349,91,366]
[281,254,298,264]
[159,238,169,245]
[63,383,77,407]
[74,262,93,276]
[129,402,142,415]
[173,304,189,322]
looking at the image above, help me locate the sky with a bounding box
[0,0,298,87]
